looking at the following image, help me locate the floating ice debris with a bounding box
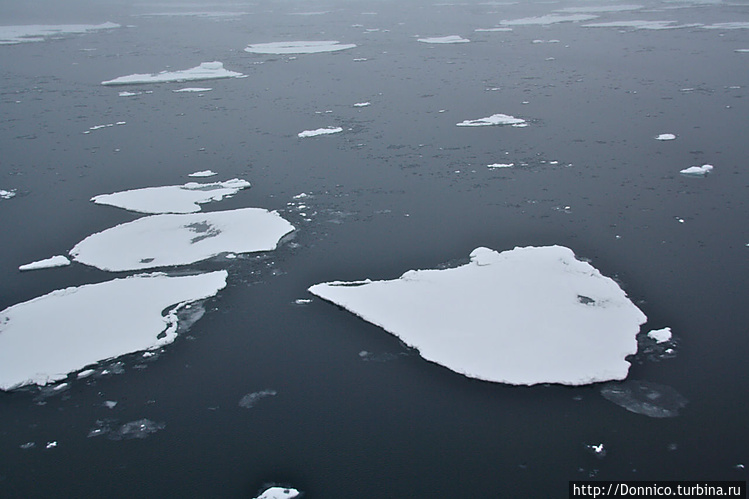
[45,441,57,449]
[244,41,356,54]
[0,189,17,199]
[500,14,598,26]
[110,419,165,440]
[655,133,676,141]
[487,163,514,168]
[104,400,118,409]
[172,87,212,93]
[456,113,526,127]
[583,20,702,30]
[188,170,218,178]
[91,179,251,214]
[556,5,642,13]
[83,122,126,134]
[18,255,71,271]
[600,380,688,418]
[238,389,277,408]
[70,208,294,272]
[647,327,672,344]
[417,35,470,44]
[0,271,227,390]
[680,164,713,176]
[474,27,513,32]
[0,22,119,45]
[586,443,607,458]
[255,486,301,499]
[101,61,244,86]
[118,91,142,97]
[702,22,749,30]
[309,246,647,386]
[354,102,371,107]
[20,442,35,450]
[294,298,313,305]
[298,126,343,138]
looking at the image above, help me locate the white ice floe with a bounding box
[417,35,470,43]
[255,487,301,499]
[18,255,71,272]
[83,122,126,134]
[702,22,749,30]
[188,170,218,177]
[456,113,526,127]
[583,20,702,30]
[101,61,244,86]
[244,41,356,54]
[354,102,371,107]
[70,208,294,272]
[91,179,251,214]
[680,164,713,176]
[0,189,17,199]
[0,22,119,45]
[172,87,212,93]
[655,133,676,140]
[735,49,749,53]
[0,271,227,390]
[118,91,142,97]
[474,27,513,32]
[487,163,514,168]
[647,327,672,343]
[309,246,647,386]
[500,14,598,26]
[555,5,642,13]
[298,126,343,138]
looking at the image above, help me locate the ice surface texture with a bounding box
[309,246,647,386]
[244,41,356,54]
[601,380,688,417]
[0,271,227,390]
[101,62,243,86]
[0,22,119,45]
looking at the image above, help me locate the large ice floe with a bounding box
[309,246,647,386]
[499,14,598,26]
[91,179,251,214]
[70,208,294,272]
[0,271,227,390]
[417,35,470,43]
[0,22,119,45]
[244,41,356,54]
[456,113,526,127]
[101,62,244,86]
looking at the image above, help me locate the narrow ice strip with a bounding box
[255,487,301,499]
[244,41,356,54]
[309,246,647,386]
[91,179,251,214]
[0,22,119,45]
[702,22,749,29]
[488,163,514,168]
[137,11,249,18]
[555,5,643,13]
[118,91,142,97]
[188,170,218,177]
[298,126,343,138]
[70,208,295,272]
[647,327,672,343]
[0,271,227,390]
[655,133,676,140]
[679,164,713,176]
[354,102,371,107]
[101,62,243,86]
[0,189,16,199]
[583,20,702,30]
[456,113,526,127]
[172,87,212,93]
[475,27,513,32]
[417,35,470,43]
[19,255,71,271]
[499,14,598,25]
[735,49,749,53]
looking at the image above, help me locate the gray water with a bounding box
[1,0,748,496]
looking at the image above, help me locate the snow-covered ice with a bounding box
[583,20,702,30]
[456,114,526,127]
[244,41,356,54]
[600,380,688,417]
[417,35,470,44]
[189,170,218,178]
[655,133,676,140]
[172,87,212,93]
[91,179,251,214]
[255,487,301,499]
[647,327,672,343]
[298,126,343,138]
[18,255,71,271]
[101,62,244,86]
[0,22,119,45]
[309,246,647,386]
[70,208,294,272]
[0,189,17,199]
[0,271,227,390]
[680,164,713,176]
[500,14,598,26]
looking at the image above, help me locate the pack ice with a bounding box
[309,246,647,386]
[0,22,119,45]
[0,271,227,390]
[244,41,356,54]
[101,62,243,86]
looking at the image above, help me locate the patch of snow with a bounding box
[680,164,713,176]
[239,389,277,408]
[655,133,676,140]
[0,22,119,45]
[91,179,251,214]
[244,41,356,54]
[0,271,227,390]
[600,380,688,417]
[18,255,71,271]
[500,14,598,26]
[354,102,371,107]
[417,35,470,43]
[298,126,343,138]
[188,170,218,178]
[647,327,672,343]
[309,246,647,386]
[456,113,526,127]
[1,189,17,199]
[172,87,212,93]
[583,20,702,30]
[255,486,301,499]
[101,61,244,86]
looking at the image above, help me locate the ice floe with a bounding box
[255,487,301,499]
[583,20,702,30]
[18,255,71,271]
[456,113,526,127]
[600,380,688,418]
[238,389,277,408]
[354,102,371,107]
[0,22,119,45]
[680,164,713,176]
[555,5,642,13]
[655,133,676,140]
[488,163,514,168]
[172,87,212,93]
[474,27,513,32]
[702,22,749,30]
[91,179,251,214]
[101,61,244,86]
[647,327,672,344]
[417,35,470,43]
[298,126,343,138]
[0,189,17,199]
[735,49,749,53]
[500,14,598,26]
[244,41,356,54]
[0,271,227,390]
[118,91,142,97]
[189,170,218,177]
[309,246,647,386]
[137,11,249,18]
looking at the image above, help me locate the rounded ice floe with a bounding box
[91,179,251,214]
[298,126,343,138]
[101,61,244,86]
[679,164,713,176]
[18,255,71,271]
[254,486,301,499]
[456,113,526,127]
[655,133,676,141]
[0,22,119,45]
[309,245,647,386]
[0,271,227,390]
[70,208,295,272]
[417,35,470,44]
[244,41,356,54]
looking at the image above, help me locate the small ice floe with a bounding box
[532,39,560,43]
[0,189,17,199]
[45,441,57,449]
[555,5,642,13]
[0,271,227,390]
[647,327,672,344]
[736,49,749,53]
[680,164,713,176]
[655,133,676,140]
[244,41,356,54]
[91,179,251,214]
[487,163,514,168]
[238,389,277,409]
[298,126,343,138]
[109,419,165,440]
[354,102,371,107]
[188,170,218,178]
[585,443,607,459]
[0,22,119,45]
[702,22,749,30]
[294,298,313,305]
[254,486,301,499]
[600,380,688,418]
[18,255,71,271]
[456,113,526,127]
[83,122,126,134]
[499,14,598,26]
[309,246,647,386]
[103,400,118,409]
[70,208,294,272]
[474,27,513,32]
[101,61,244,86]
[583,20,702,30]
[118,91,142,97]
[417,35,470,44]
[172,87,212,93]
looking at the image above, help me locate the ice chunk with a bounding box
[583,21,702,30]
[18,255,71,271]
[172,87,212,93]
[647,327,672,343]
[680,164,713,176]
[188,170,218,178]
[309,246,647,386]
[0,271,227,390]
[244,41,356,54]
[238,389,277,408]
[70,208,294,272]
[487,163,514,168]
[655,133,676,140]
[298,126,343,138]
[456,114,526,127]
[1,189,17,199]
[417,35,470,43]
[600,380,688,418]
[354,102,371,107]
[500,14,598,25]
[255,486,301,499]
[91,179,251,214]
[101,62,244,86]
[0,22,119,45]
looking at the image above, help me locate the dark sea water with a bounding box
[1,0,748,497]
